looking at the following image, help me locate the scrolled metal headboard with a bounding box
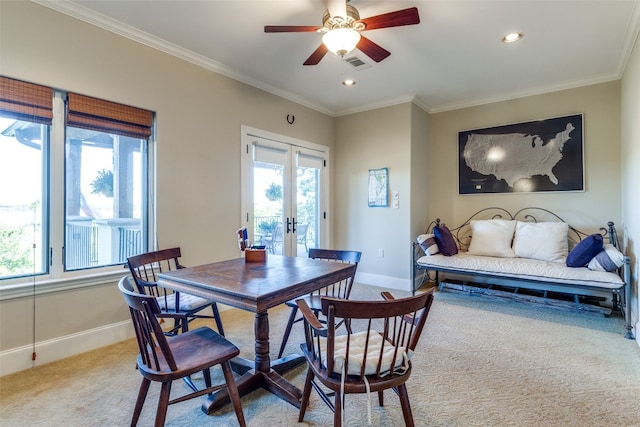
[426,206,614,251]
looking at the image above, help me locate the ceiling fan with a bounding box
[264,0,420,66]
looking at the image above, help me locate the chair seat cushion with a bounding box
[156,292,212,312]
[318,331,409,376]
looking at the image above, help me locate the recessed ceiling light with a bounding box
[342,79,356,87]
[502,32,523,43]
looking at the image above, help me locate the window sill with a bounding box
[0,267,129,301]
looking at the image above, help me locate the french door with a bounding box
[240,126,328,257]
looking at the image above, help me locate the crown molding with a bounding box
[31,0,335,116]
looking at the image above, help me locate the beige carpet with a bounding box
[2,284,640,426]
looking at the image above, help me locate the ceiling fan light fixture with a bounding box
[322,27,361,57]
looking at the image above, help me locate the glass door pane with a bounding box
[251,141,288,255]
[253,160,285,255]
[295,150,323,255]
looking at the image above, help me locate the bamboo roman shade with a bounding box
[0,76,53,125]
[67,93,153,139]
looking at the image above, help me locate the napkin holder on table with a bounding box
[245,248,267,263]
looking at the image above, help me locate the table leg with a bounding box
[254,311,270,372]
[201,310,303,415]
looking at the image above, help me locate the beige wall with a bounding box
[410,104,431,238]
[334,104,413,284]
[621,31,640,342]
[333,102,430,288]
[0,2,333,364]
[427,82,622,233]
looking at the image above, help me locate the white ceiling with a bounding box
[36,0,640,116]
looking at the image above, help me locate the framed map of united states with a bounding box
[458,114,584,194]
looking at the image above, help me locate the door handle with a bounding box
[292,217,297,233]
[286,217,291,234]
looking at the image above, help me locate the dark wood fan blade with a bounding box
[264,25,322,33]
[303,44,329,66]
[357,7,420,31]
[357,36,390,63]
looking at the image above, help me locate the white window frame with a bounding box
[0,90,156,298]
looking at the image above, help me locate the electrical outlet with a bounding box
[378,248,384,258]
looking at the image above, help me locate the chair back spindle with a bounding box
[308,248,362,301]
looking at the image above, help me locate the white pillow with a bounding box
[467,219,516,258]
[417,234,439,255]
[318,330,409,376]
[512,221,569,263]
[588,244,625,272]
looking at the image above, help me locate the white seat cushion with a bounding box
[156,292,212,311]
[319,330,409,376]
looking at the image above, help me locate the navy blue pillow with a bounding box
[566,234,603,267]
[434,224,458,256]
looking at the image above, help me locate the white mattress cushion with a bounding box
[417,252,623,289]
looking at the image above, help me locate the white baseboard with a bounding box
[0,320,135,377]
[355,272,411,293]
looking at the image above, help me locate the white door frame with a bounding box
[240,125,330,254]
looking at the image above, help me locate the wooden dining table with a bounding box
[157,254,357,414]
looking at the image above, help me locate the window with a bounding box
[0,117,49,278]
[0,76,153,280]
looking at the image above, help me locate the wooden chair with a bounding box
[127,248,224,336]
[296,288,435,427]
[263,223,283,254]
[118,276,246,427]
[277,249,362,359]
[296,223,309,252]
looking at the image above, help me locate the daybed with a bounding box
[412,207,633,339]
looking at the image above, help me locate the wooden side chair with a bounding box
[296,288,435,427]
[276,248,362,359]
[127,247,224,335]
[263,222,284,254]
[296,223,310,253]
[118,276,246,427]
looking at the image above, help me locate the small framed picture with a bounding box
[368,167,388,207]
